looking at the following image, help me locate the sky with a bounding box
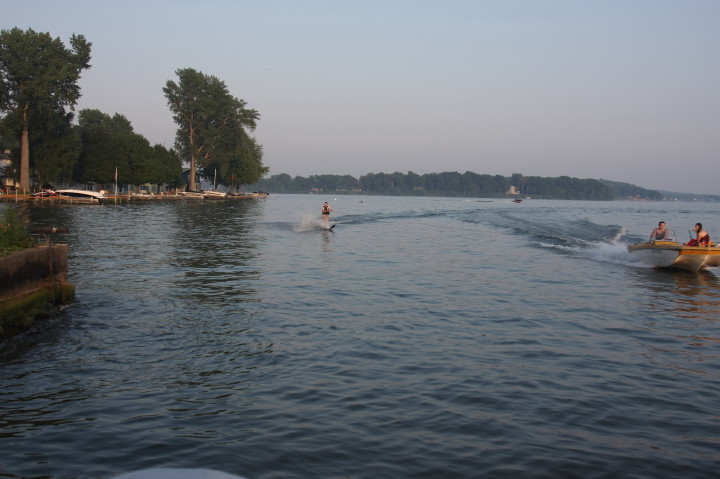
[5,0,720,194]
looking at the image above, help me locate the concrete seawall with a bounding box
[0,245,75,338]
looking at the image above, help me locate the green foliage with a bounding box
[0,207,37,256]
[115,133,155,185]
[31,108,81,185]
[75,109,182,187]
[0,28,91,111]
[1,31,264,191]
[600,179,664,201]
[164,68,266,190]
[150,145,184,188]
[79,109,134,135]
[76,127,121,183]
[0,27,91,190]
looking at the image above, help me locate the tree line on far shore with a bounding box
[256,172,665,201]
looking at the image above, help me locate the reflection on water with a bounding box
[2,197,720,479]
[629,268,720,378]
[634,268,720,321]
[321,229,332,252]
[670,270,720,321]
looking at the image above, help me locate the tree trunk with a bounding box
[188,124,197,191]
[20,104,30,192]
[189,155,197,191]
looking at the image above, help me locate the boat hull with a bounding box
[627,241,720,272]
[203,189,227,199]
[55,189,105,204]
[177,191,205,199]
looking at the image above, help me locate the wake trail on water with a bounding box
[476,209,647,268]
[538,225,651,268]
[338,209,452,226]
[287,207,463,231]
[582,226,649,267]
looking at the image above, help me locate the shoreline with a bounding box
[0,192,269,205]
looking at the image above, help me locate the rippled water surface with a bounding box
[1,196,719,478]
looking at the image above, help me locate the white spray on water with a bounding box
[294,214,329,232]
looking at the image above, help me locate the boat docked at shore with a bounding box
[203,189,227,199]
[131,192,156,200]
[627,239,720,272]
[177,191,205,199]
[228,191,269,199]
[202,169,228,199]
[55,189,106,204]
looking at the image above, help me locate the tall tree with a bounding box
[79,109,133,135]
[163,68,266,191]
[149,144,183,188]
[76,109,181,189]
[0,28,91,192]
[31,107,81,186]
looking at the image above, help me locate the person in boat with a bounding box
[686,223,710,246]
[649,221,670,241]
[321,201,332,223]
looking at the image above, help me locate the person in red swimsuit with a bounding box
[686,223,710,246]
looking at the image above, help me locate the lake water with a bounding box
[1,195,719,479]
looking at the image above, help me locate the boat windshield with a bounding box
[653,229,676,242]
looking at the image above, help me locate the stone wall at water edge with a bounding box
[0,245,75,338]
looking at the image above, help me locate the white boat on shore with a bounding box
[627,240,720,272]
[177,191,205,199]
[131,192,156,200]
[227,191,269,199]
[202,169,227,199]
[55,189,106,204]
[203,189,227,199]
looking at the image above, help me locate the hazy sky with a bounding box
[6,0,720,194]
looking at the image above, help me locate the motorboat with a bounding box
[55,189,105,204]
[31,188,58,197]
[203,169,227,199]
[131,192,157,200]
[627,238,720,272]
[227,191,269,199]
[177,191,205,199]
[203,189,227,199]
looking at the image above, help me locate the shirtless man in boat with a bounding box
[650,221,670,241]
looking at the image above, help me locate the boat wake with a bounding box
[337,209,450,226]
[483,210,648,268]
[587,241,649,267]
